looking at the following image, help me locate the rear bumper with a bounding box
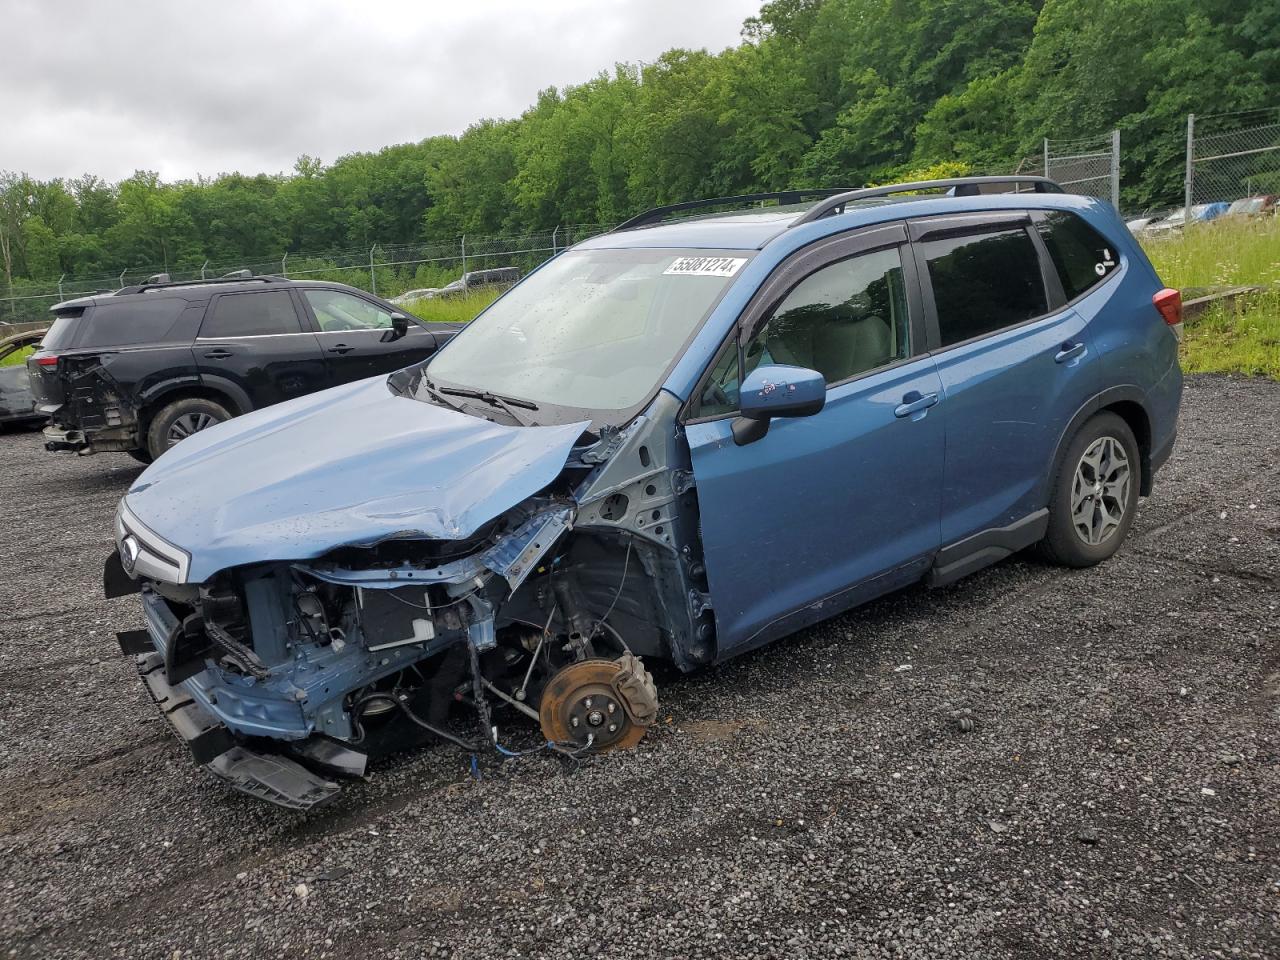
[120,589,351,810]
[1150,426,1177,476]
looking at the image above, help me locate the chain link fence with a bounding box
[1185,108,1280,208]
[0,223,612,325]
[1012,131,1121,209]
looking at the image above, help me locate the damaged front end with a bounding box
[108,393,710,810]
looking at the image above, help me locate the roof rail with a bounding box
[614,188,857,232]
[115,274,289,296]
[790,176,1064,227]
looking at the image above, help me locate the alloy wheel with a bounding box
[167,411,218,445]
[1070,436,1130,546]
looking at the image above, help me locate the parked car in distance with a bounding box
[107,177,1183,809]
[0,327,49,427]
[390,267,521,305]
[1125,212,1166,235]
[1145,202,1230,235]
[1223,194,1278,218]
[29,275,459,461]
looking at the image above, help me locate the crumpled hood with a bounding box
[124,377,588,583]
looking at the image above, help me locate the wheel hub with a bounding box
[538,657,656,752]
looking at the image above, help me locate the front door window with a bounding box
[694,246,911,418]
[304,290,394,331]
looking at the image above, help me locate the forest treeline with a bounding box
[2,0,1277,287]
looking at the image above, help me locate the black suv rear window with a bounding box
[1033,210,1119,301]
[201,290,301,338]
[921,227,1048,347]
[78,298,189,348]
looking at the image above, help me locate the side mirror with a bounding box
[381,312,412,343]
[732,363,825,445]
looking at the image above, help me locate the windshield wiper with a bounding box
[418,377,469,415]
[439,387,540,426]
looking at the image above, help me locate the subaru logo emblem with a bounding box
[120,535,140,575]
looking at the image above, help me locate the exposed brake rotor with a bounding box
[538,656,658,752]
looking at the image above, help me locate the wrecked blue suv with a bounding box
[109,177,1183,808]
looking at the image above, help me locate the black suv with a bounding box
[28,275,459,461]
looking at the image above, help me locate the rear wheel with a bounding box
[146,397,231,460]
[127,449,153,465]
[1038,412,1141,567]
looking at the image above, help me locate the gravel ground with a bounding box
[0,373,1277,960]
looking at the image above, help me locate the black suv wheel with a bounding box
[1038,411,1141,567]
[146,397,231,460]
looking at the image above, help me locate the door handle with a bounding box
[1054,341,1086,363]
[327,344,355,355]
[202,349,232,360]
[894,391,939,419]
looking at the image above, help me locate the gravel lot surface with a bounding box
[1,373,1277,960]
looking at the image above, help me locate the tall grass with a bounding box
[402,288,503,324]
[1180,290,1280,379]
[1140,215,1280,292]
[0,345,34,367]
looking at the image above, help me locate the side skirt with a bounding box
[717,556,933,664]
[926,509,1049,589]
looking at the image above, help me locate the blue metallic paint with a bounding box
[738,364,827,420]
[928,306,1103,545]
[125,376,588,583]
[688,355,946,653]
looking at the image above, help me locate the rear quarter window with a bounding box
[1033,210,1120,301]
[77,298,190,348]
[39,311,85,350]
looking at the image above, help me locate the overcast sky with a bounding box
[6,0,761,184]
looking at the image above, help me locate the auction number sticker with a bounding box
[664,256,748,278]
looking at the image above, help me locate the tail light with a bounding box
[1153,288,1183,340]
[34,354,59,368]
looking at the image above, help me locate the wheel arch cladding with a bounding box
[1042,387,1155,507]
[140,383,245,431]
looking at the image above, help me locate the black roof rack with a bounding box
[614,189,857,232]
[790,176,1064,226]
[115,273,289,296]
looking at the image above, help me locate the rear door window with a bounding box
[1032,210,1120,301]
[920,227,1048,347]
[76,298,190,348]
[201,290,303,338]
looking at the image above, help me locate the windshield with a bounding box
[419,248,750,421]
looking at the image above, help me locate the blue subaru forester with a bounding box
[108,177,1183,808]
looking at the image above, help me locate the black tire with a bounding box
[1038,411,1141,568]
[128,449,153,465]
[145,397,231,460]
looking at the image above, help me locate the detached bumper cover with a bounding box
[123,599,343,811]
